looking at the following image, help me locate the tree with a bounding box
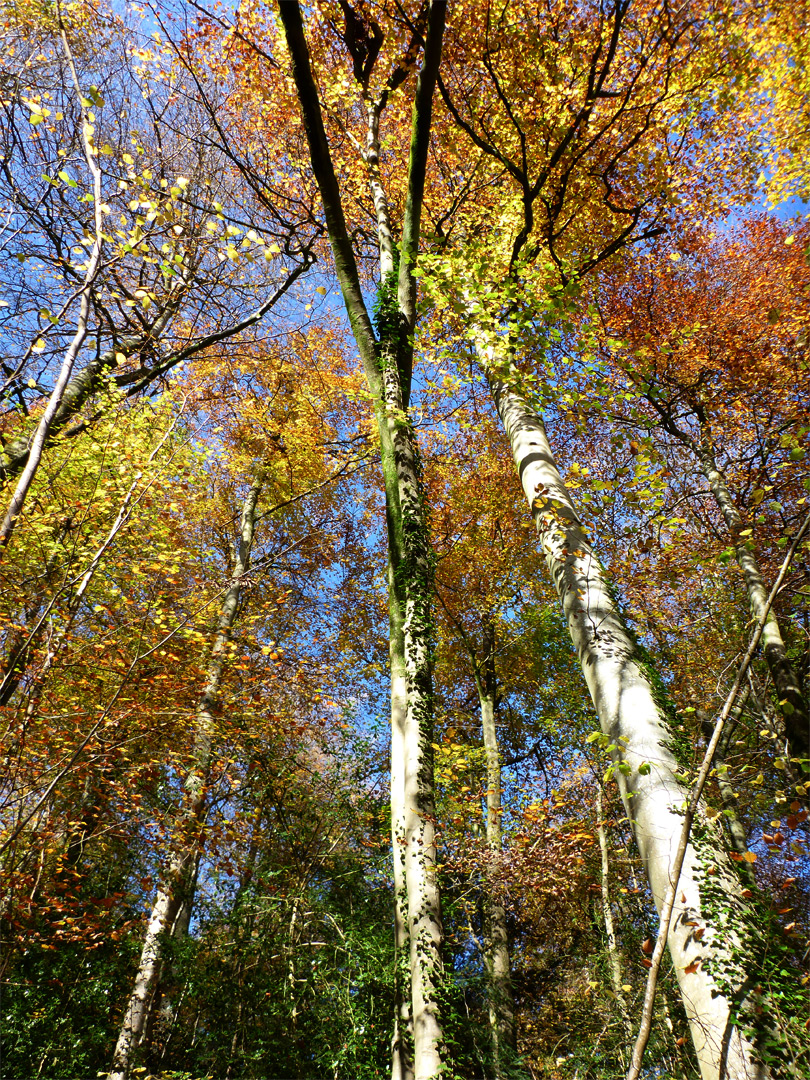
[415,0,803,1074]
[274,4,449,1075]
[0,0,313,542]
[594,216,810,766]
[2,2,809,1077]
[110,468,265,1080]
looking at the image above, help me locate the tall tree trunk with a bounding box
[380,384,444,1080]
[277,6,447,1075]
[109,473,263,1080]
[485,364,772,1080]
[476,613,515,1077]
[146,854,200,1067]
[389,564,414,1080]
[694,438,809,763]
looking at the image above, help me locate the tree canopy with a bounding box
[1,3,808,1080]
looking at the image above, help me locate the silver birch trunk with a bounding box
[484,361,769,1080]
[476,615,515,1077]
[695,440,809,763]
[109,474,263,1080]
[372,195,442,1080]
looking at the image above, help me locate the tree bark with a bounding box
[485,364,770,1080]
[277,5,447,1075]
[389,564,414,1080]
[109,473,263,1080]
[475,613,516,1078]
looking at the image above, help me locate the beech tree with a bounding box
[593,217,810,767]
[274,4,450,1075]
[1,2,808,1080]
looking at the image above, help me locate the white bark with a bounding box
[477,616,515,1077]
[389,566,414,1080]
[276,7,447,1072]
[378,302,444,1080]
[366,82,445,1080]
[485,362,768,1080]
[109,475,263,1080]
